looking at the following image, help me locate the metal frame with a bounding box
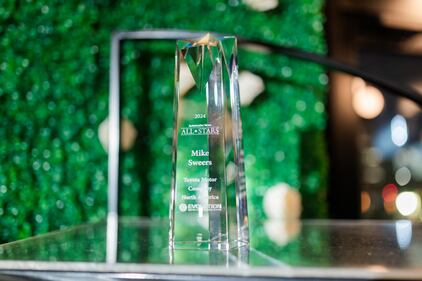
[107,30,213,263]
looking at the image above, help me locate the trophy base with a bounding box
[170,238,248,250]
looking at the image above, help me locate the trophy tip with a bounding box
[196,33,211,44]
[194,33,218,46]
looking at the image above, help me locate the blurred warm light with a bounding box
[263,219,301,246]
[396,192,420,216]
[244,0,279,12]
[238,71,265,106]
[263,183,302,219]
[98,117,138,152]
[351,77,365,93]
[179,61,196,96]
[352,79,384,119]
[395,220,412,250]
[367,265,388,273]
[379,0,422,31]
[395,166,412,186]
[398,99,420,118]
[361,191,371,213]
[382,183,398,203]
[384,201,396,214]
[391,115,408,147]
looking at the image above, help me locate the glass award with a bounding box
[169,34,248,250]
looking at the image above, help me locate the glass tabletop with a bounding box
[0,218,421,280]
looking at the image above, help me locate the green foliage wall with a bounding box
[0,0,327,243]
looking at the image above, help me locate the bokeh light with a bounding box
[395,166,412,186]
[384,201,396,213]
[243,0,279,12]
[351,77,366,93]
[391,115,408,147]
[395,220,412,250]
[352,81,385,119]
[398,99,420,118]
[396,192,420,216]
[382,183,398,203]
[361,191,371,213]
[238,71,265,106]
[393,148,422,181]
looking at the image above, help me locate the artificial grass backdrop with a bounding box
[0,0,327,243]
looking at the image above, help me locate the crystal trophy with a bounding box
[169,34,248,250]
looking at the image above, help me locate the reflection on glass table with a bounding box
[0,218,421,280]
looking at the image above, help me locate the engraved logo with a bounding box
[179,203,187,212]
[181,125,220,136]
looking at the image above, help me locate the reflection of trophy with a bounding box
[169,33,248,250]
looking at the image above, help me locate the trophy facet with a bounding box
[169,33,248,250]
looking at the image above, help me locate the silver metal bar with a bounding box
[112,30,215,41]
[106,33,121,265]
